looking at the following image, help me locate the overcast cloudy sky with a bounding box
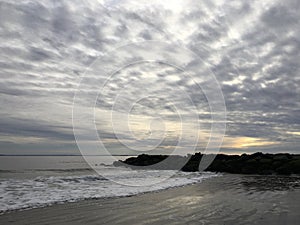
[0,0,299,155]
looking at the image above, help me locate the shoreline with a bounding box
[1,174,299,225]
[2,173,299,216]
[0,172,222,215]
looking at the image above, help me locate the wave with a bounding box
[0,168,220,213]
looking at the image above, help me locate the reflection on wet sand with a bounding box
[241,175,300,192]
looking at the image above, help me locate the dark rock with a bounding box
[114,152,300,175]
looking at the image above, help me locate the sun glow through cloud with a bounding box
[223,137,279,149]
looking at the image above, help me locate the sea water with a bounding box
[0,156,219,213]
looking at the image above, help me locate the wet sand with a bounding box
[1,174,299,225]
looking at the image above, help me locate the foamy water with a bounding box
[0,156,219,213]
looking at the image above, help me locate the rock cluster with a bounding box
[113,152,300,175]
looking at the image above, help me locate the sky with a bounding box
[0,0,299,155]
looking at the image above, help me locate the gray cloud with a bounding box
[0,0,299,154]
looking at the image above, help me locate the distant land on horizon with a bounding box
[0,152,299,157]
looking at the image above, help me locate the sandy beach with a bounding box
[1,174,299,225]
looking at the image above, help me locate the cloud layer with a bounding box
[0,0,299,154]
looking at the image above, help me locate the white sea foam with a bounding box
[0,167,220,213]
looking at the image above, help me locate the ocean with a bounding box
[0,156,219,213]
